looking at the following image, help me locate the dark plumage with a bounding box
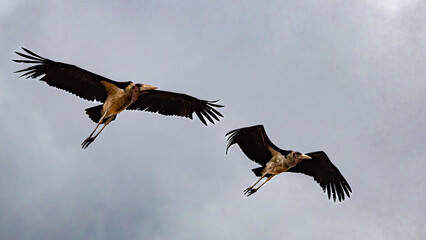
[14,48,223,148]
[226,125,352,202]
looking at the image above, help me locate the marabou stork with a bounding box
[14,48,224,149]
[226,125,352,202]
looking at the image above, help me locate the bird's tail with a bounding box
[85,105,116,124]
[251,167,264,177]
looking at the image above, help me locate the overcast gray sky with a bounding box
[1,0,425,239]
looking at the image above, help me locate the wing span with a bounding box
[13,47,128,102]
[127,90,223,125]
[288,151,352,202]
[226,125,284,166]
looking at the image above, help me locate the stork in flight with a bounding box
[14,48,224,149]
[226,125,352,202]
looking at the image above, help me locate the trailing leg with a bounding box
[244,176,265,196]
[246,175,275,196]
[81,111,109,149]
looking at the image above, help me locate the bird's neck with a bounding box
[130,93,140,103]
[286,156,302,169]
[125,87,142,103]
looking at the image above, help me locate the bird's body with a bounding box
[101,81,143,117]
[226,125,352,202]
[103,81,133,116]
[14,48,224,148]
[263,150,296,175]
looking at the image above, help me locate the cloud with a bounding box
[1,0,425,239]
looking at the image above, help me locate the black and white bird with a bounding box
[14,48,223,149]
[226,125,352,202]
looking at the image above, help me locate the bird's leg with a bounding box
[246,175,275,196]
[91,117,113,139]
[81,117,113,149]
[81,111,109,149]
[88,111,109,138]
[244,176,265,195]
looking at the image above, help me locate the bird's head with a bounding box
[128,83,158,102]
[134,83,158,91]
[289,151,312,164]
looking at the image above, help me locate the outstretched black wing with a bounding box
[127,90,223,125]
[288,151,352,202]
[226,125,287,166]
[13,47,129,102]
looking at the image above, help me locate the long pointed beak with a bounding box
[141,84,158,91]
[301,154,312,160]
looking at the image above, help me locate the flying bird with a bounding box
[226,125,352,202]
[14,48,224,149]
